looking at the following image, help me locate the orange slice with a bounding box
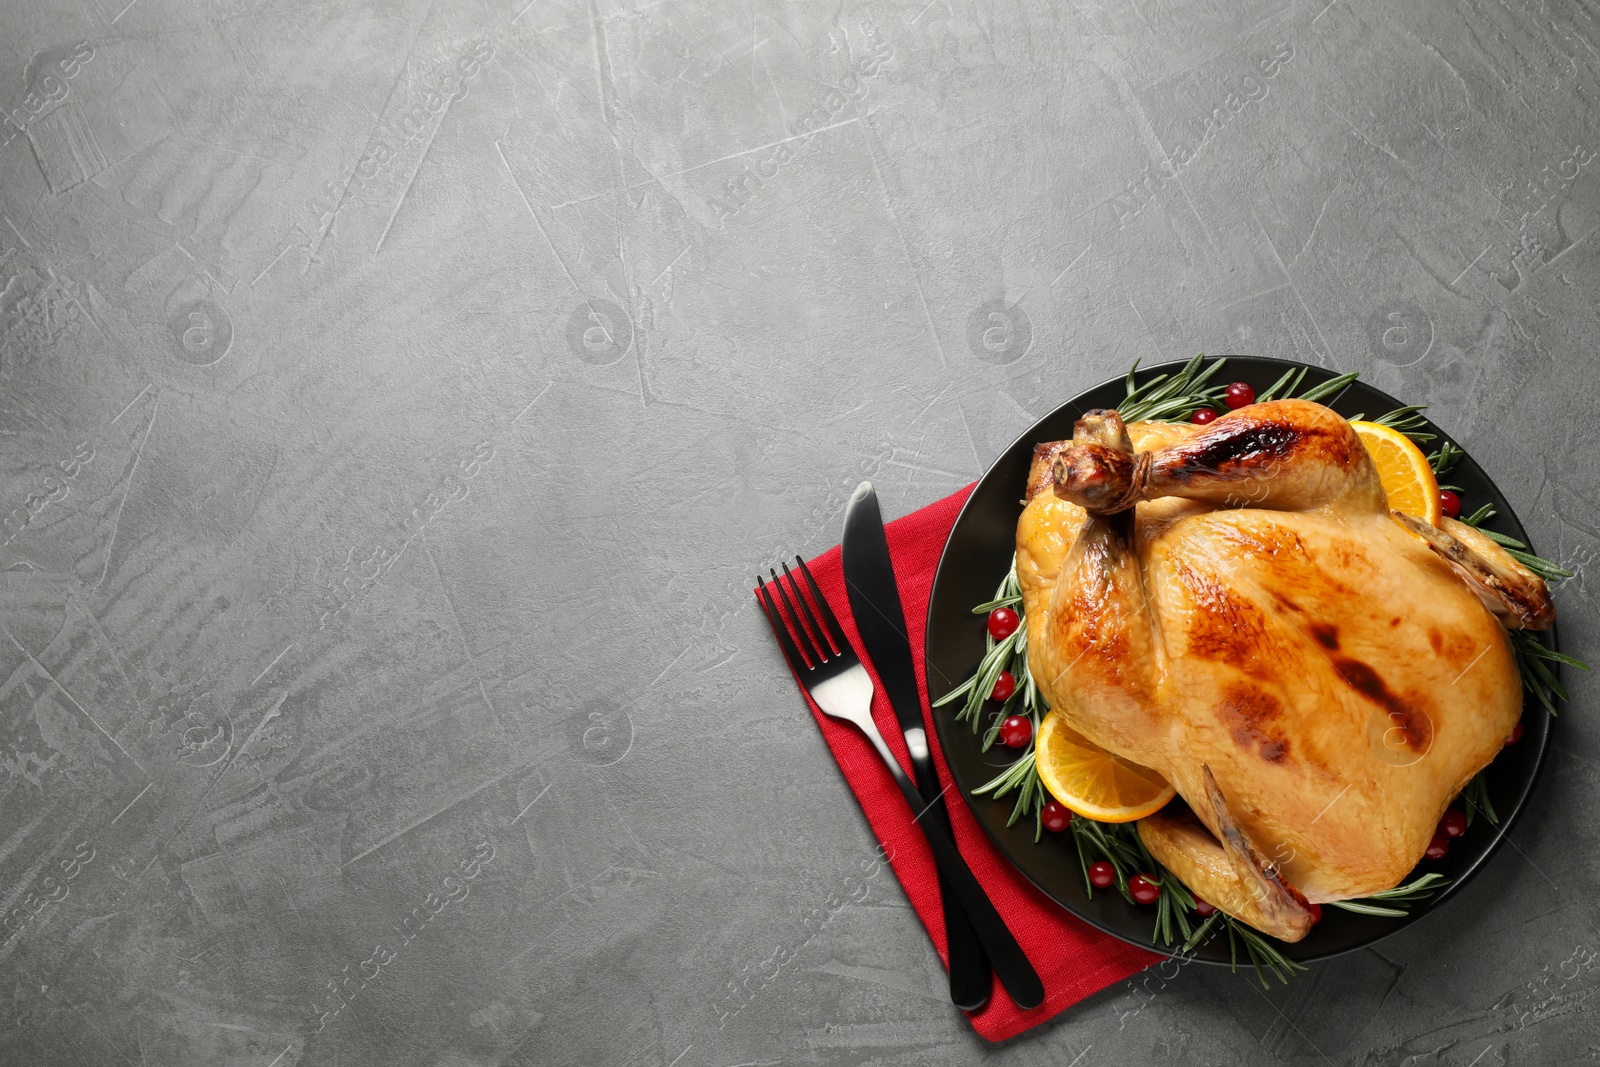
[1034,711,1175,823]
[1350,420,1442,525]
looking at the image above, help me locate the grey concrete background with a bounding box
[2,0,1599,1064]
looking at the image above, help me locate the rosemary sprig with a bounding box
[1181,911,1223,953]
[1068,812,1208,951]
[973,745,1047,838]
[1256,365,1308,403]
[1461,770,1499,827]
[1118,354,1229,422]
[1369,404,1437,444]
[957,561,1052,834]
[1511,630,1590,714]
[1429,440,1465,479]
[1149,867,1198,948]
[1510,550,1576,583]
[1458,503,1576,580]
[1295,370,1360,404]
[934,562,1031,730]
[1069,816,1147,903]
[1453,481,1590,731]
[1227,921,1309,987]
[1328,873,1449,917]
[1121,355,1357,424]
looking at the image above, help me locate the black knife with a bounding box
[842,481,996,1012]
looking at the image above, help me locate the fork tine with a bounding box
[769,567,825,663]
[781,559,832,657]
[794,555,848,655]
[757,576,811,670]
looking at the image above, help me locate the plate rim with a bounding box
[923,354,1557,966]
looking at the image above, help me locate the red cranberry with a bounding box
[1129,874,1161,905]
[988,607,1020,641]
[1224,382,1256,409]
[1088,861,1115,889]
[1308,902,1323,924]
[1193,898,1216,917]
[1439,490,1461,519]
[990,670,1016,702]
[1425,833,1449,861]
[1506,719,1523,745]
[999,715,1033,748]
[1439,809,1468,839]
[1041,800,1072,833]
[1191,407,1218,425]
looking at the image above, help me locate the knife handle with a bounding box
[931,814,993,1010]
[860,726,1045,1011]
[907,750,992,1010]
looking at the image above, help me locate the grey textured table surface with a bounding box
[3,0,1600,1064]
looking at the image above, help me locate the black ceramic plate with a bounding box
[925,356,1559,965]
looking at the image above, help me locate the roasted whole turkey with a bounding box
[1016,399,1553,941]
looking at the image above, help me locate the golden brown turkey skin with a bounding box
[1018,401,1551,940]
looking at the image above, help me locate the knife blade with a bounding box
[842,481,993,1012]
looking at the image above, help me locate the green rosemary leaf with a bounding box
[1182,912,1221,953]
[1476,528,1527,549]
[1007,776,1032,826]
[1189,354,1228,390]
[1073,820,1096,898]
[1119,354,1230,422]
[1524,651,1570,703]
[1460,503,1497,527]
[1226,920,1306,986]
[981,713,1005,751]
[1461,771,1499,827]
[1121,375,1171,411]
[973,749,1035,800]
[1370,405,1437,443]
[1428,441,1465,478]
[1145,867,1198,947]
[1297,371,1360,403]
[1363,872,1449,902]
[1527,670,1558,714]
[1510,630,1584,716]
[1373,404,1428,425]
[1243,937,1270,990]
[1328,900,1409,917]
[971,594,1023,613]
[1525,644,1590,670]
[959,636,1012,729]
[1506,548,1574,580]
[1327,879,1448,915]
[1257,366,1307,403]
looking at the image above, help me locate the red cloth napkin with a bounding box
[781,484,1157,1042]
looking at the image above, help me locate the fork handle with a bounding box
[860,729,1046,1011]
